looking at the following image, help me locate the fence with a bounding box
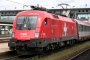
[0,30,9,34]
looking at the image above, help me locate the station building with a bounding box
[0,8,90,34]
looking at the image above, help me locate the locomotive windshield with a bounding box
[16,15,38,30]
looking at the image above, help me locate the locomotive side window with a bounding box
[83,25,85,31]
[78,24,85,31]
[89,26,90,31]
[85,26,86,31]
[81,25,83,31]
[87,26,88,31]
[78,24,81,31]
[44,18,48,25]
[86,26,87,31]
[88,26,90,31]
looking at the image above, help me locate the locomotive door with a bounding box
[51,19,54,38]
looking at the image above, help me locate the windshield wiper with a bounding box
[19,17,26,30]
[27,17,31,30]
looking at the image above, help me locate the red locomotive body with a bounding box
[8,6,90,55]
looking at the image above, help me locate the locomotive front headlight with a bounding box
[34,32,39,38]
[11,32,15,37]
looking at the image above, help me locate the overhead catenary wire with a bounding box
[56,0,89,8]
[6,0,28,7]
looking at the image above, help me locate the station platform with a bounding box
[0,37,11,39]
[0,43,9,53]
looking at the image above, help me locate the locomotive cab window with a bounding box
[44,18,48,25]
[16,15,38,30]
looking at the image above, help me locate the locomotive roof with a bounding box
[75,19,90,26]
[17,10,75,23]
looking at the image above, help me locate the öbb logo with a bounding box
[20,33,27,38]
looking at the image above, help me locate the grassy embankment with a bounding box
[39,40,90,60]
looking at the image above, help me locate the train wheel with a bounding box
[45,45,50,52]
[69,40,75,46]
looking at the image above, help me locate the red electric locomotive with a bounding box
[8,6,90,55]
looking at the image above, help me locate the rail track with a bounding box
[70,48,90,60]
[0,51,39,60]
[0,34,11,43]
[0,34,10,37]
[5,55,39,60]
[0,40,90,60]
[0,51,17,60]
[0,37,11,43]
[0,45,67,60]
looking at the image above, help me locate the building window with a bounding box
[55,11,60,15]
[76,13,90,20]
[78,10,80,12]
[86,10,88,12]
[82,10,84,12]
[1,12,3,14]
[1,16,16,20]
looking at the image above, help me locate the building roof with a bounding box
[0,8,90,12]
[49,8,90,11]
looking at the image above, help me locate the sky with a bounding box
[0,0,89,10]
